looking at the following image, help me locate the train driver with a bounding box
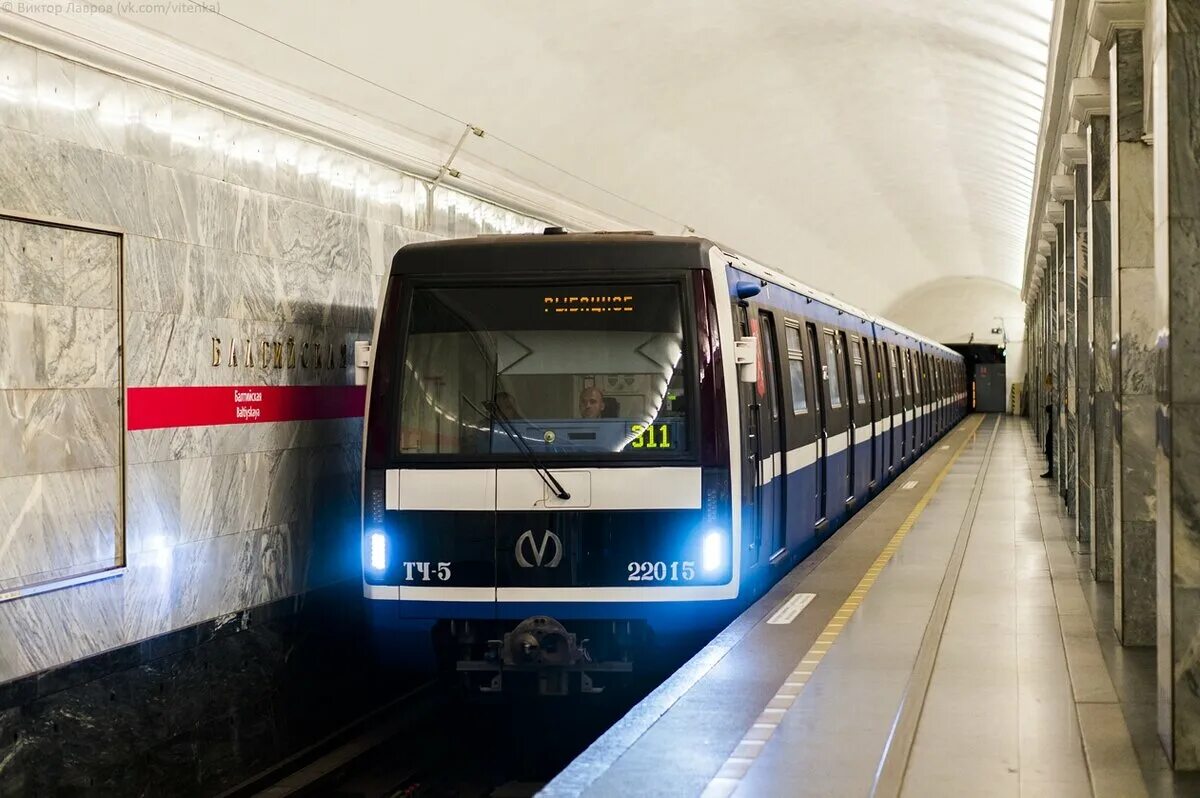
[578,386,605,419]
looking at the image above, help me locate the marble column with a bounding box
[1074,162,1093,549]
[1038,289,1046,430]
[1067,199,1077,516]
[1152,0,1200,769]
[1046,208,1065,484]
[1089,115,1115,582]
[1031,285,1044,438]
[1062,219,1071,500]
[1055,216,1065,489]
[1042,277,1050,439]
[1042,262,1052,446]
[1055,190,1078,514]
[1110,26,1157,647]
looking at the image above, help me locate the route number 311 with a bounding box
[630,423,672,449]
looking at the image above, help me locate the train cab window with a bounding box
[849,338,867,405]
[785,322,808,414]
[396,282,691,457]
[758,313,781,422]
[822,331,843,408]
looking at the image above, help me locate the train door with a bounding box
[937,360,946,433]
[821,329,849,508]
[916,352,926,444]
[784,321,815,546]
[897,347,910,459]
[757,311,787,559]
[838,332,857,503]
[926,356,935,435]
[931,359,940,434]
[905,350,918,454]
[806,323,828,526]
[928,357,936,437]
[933,359,942,434]
[890,345,905,464]
[882,343,897,472]
[854,337,877,489]
[872,341,885,484]
[919,354,930,444]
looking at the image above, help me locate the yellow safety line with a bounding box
[701,415,987,798]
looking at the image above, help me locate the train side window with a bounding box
[911,351,922,402]
[849,338,867,405]
[872,342,885,407]
[822,330,842,408]
[785,322,808,414]
[889,346,902,398]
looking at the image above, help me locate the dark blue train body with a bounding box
[361,233,967,692]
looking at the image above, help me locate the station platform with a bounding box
[544,415,1177,798]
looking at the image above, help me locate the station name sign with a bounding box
[127,384,365,430]
[211,336,349,370]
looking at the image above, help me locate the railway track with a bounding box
[224,675,663,798]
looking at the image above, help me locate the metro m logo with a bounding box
[515,530,563,568]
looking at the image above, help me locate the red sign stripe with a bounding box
[126,385,366,431]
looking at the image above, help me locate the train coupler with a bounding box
[455,615,633,695]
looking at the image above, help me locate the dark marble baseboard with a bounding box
[0,579,419,797]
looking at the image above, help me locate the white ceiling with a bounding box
[115,0,1050,335]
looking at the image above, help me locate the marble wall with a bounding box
[0,580,423,796]
[1153,0,1200,769]
[0,33,545,687]
[1109,27,1157,648]
[0,217,122,593]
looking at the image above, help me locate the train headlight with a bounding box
[368,531,388,573]
[702,530,724,573]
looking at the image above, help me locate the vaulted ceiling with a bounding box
[116,0,1050,339]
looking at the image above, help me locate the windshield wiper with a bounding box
[463,395,571,501]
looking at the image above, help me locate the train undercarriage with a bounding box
[439,616,650,696]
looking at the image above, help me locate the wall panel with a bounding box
[0,33,546,686]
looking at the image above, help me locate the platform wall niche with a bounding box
[0,34,546,795]
[0,218,123,596]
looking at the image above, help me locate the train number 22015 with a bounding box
[627,561,695,582]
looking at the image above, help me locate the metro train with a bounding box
[361,232,967,693]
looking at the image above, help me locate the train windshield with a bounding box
[396,282,692,458]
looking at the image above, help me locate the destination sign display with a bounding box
[543,294,635,314]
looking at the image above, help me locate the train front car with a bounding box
[362,234,739,694]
